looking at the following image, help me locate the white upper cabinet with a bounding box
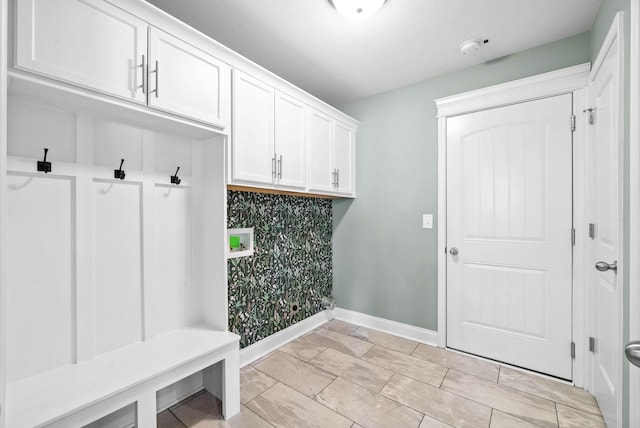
[274,91,305,189]
[231,70,275,185]
[231,70,306,190]
[15,0,230,129]
[307,108,334,193]
[333,120,355,195]
[13,0,355,196]
[307,108,356,197]
[15,0,148,104]
[147,27,230,129]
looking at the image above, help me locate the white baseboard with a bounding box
[239,309,334,367]
[333,307,439,347]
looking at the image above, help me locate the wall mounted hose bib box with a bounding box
[227,228,254,258]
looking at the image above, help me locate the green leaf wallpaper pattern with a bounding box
[227,191,333,348]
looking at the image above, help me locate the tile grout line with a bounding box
[437,367,449,389]
[311,376,358,426]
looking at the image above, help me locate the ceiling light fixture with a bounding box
[330,0,387,20]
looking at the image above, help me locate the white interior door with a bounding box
[446,94,574,380]
[588,12,623,427]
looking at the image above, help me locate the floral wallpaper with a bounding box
[227,190,333,348]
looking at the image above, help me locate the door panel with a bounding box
[92,180,143,355]
[7,174,75,383]
[447,94,573,379]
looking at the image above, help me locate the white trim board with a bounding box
[333,308,439,347]
[629,0,640,425]
[435,63,590,386]
[435,63,590,117]
[239,308,439,369]
[239,310,333,367]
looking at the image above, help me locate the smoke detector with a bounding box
[459,39,482,55]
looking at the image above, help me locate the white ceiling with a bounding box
[146,0,601,107]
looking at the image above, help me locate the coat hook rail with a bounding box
[37,148,51,174]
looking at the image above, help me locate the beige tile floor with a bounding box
[157,320,606,428]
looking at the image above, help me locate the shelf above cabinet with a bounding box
[8,72,222,140]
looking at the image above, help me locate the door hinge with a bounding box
[589,336,596,352]
[571,228,576,246]
[571,341,576,359]
[589,223,596,239]
[571,115,576,132]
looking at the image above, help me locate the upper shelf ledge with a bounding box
[7,71,225,140]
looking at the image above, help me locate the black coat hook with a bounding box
[37,148,51,173]
[114,159,126,180]
[171,166,181,185]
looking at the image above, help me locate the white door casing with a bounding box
[436,64,591,386]
[0,0,7,425]
[588,11,624,428]
[446,94,574,380]
[629,0,640,426]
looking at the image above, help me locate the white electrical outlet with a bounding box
[422,214,433,229]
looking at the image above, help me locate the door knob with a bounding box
[625,341,640,368]
[595,261,617,272]
[449,247,459,256]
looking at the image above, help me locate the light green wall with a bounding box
[590,1,631,426]
[332,32,591,330]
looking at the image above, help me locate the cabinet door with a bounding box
[274,91,305,189]
[307,108,334,193]
[15,0,147,104]
[231,70,275,185]
[333,121,355,196]
[148,27,230,128]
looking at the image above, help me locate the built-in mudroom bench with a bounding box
[2,73,239,426]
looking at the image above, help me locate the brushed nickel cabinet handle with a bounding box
[141,55,146,94]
